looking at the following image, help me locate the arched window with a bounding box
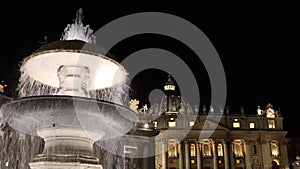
[233,140,244,157]
[270,140,279,157]
[168,143,178,158]
[204,144,209,154]
[203,144,211,157]
[201,140,213,158]
[190,144,196,157]
[217,143,223,156]
[234,144,241,154]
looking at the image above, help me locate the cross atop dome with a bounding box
[266,103,273,109]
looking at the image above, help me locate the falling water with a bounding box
[17,7,129,105]
[17,64,129,105]
[4,66,130,169]
[94,138,124,169]
[0,8,135,169]
[0,124,44,169]
[17,59,59,97]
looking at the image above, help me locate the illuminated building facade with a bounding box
[150,76,289,169]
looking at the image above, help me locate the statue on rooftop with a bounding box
[257,106,264,116]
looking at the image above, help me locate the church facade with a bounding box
[150,77,289,169]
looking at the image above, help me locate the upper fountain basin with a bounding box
[23,40,126,90]
[0,95,138,141]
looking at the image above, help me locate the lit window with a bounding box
[233,122,240,128]
[268,120,275,128]
[234,144,242,155]
[217,144,223,156]
[202,143,211,157]
[236,159,241,164]
[168,143,178,158]
[190,144,196,157]
[189,121,195,126]
[270,141,279,157]
[233,140,244,157]
[191,160,195,164]
[249,122,255,128]
[168,121,176,127]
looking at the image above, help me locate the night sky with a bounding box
[1,2,300,137]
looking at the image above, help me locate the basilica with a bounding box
[149,76,289,169]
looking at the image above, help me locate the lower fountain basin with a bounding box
[0,95,138,141]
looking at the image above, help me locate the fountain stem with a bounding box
[57,65,90,97]
[29,126,104,169]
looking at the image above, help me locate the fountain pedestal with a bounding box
[29,126,103,169]
[30,126,103,169]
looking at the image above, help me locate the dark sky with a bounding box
[1,2,300,137]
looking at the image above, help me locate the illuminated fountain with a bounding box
[0,8,138,169]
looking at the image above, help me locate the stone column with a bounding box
[155,140,160,169]
[196,142,202,169]
[245,141,252,169]
[212,140,218,169]
[280,141,289,169]
[223,140,230,169]
[259,140,268,169]
[229,141,235,169]
[161,140,167,169]
[185,140,190,169]
[179,141,184,169]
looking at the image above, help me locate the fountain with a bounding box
[0,8,139,169]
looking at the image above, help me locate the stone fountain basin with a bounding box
[0,95,138,141]
[23,42,127,90]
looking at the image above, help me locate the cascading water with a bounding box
[17,8,129,105]
[0,8,139,169]
[0,124,44,169]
